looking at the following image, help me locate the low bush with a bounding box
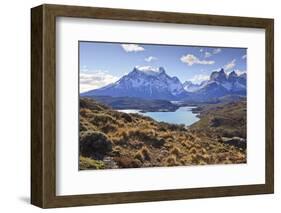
[79,130,112,159]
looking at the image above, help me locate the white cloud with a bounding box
[135,65,159,72]
[81,65,88,72]
[204,52,212,58]
[204,48,221,58]
[213,48,221,54]
[226,69,246,76]
[242,54,247,59]
[121,44,145,52]
[145,56,157,62]
[189,74,210,84]
[236,69,247,75]
[181,54,215,66]
[224,59,236,71]
[80,71,119,93]
[199,48,204,52]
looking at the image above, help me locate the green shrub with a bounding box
[79,130,112,159]
[79,156,105,170]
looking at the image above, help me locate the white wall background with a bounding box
[0,0,279,212]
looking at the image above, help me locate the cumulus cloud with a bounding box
[145,56,157,62]
[204,48,221,58]
[224,59,236,71]
[181,54,215,66]
[242,54,247,59]
[204,52,212,58]
[121,44,145,52]
[189,74,210,84]
[213,48,221,54]
[235,69,247,75]
[80,71,119,93]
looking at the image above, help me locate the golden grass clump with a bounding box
[114,156,141,168]
[189,146,198,155]
[169,146,181,157]
[80,108,93,117]
[135,146,151,162]
[165,155,179,166]
[89,113,116,126]
[112,145,122,156]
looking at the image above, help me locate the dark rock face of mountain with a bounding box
[82,67,246,102]
[210,68,227,82]
[183,69,246,101]
[228,71,238,82]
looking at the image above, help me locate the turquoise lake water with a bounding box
[118,106,199,126]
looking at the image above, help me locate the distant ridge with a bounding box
[82,67,246,101]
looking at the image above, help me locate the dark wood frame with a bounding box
[31,4,274,208]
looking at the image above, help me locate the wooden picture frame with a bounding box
[31,4,274,208]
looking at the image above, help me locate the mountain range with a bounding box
[81,67,246,102]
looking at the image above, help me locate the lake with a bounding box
[118,106,200,126]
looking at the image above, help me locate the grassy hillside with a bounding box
[192,101,246,135]
[79,98,246,170]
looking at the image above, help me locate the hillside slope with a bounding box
[79,98,246,170]
[191,100,247,149]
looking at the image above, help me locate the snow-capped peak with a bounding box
[134,66,166,75]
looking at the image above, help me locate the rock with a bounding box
[103,156,119,169]
[221,136,246,149]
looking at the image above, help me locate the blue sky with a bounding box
[79,41,247,92]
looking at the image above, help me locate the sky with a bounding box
[79,41,247,93]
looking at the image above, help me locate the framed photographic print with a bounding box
[31,4,274,208]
